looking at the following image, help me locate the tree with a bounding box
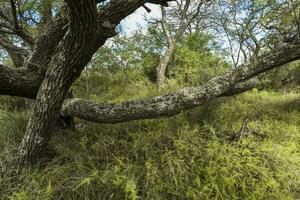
[0,0,299,168]
[214,0,300,66]
[154,0,212,87]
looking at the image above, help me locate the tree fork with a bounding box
[15,0,170,168]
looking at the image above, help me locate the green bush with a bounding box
[172,33,229,87]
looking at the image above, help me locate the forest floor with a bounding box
[0,90,300,199]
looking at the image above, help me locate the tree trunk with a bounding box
[17,67,74,166]
[156,44,176,87]
[17,0,99,167]
[0,0,178,168]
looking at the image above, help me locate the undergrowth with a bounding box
[0,90,299,199]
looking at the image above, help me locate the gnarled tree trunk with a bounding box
[15,0,159,168]
[17,0,100,167]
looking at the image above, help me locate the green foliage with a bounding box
[1,30,299,199]
[1,90,300,199]
[0,96,31,111]
[72,69,159,104]
[0,110,29,150]
[261,61,300,92]
[172,33,229,86]
[90,27,164,75]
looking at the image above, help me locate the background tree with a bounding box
[153,0,212,87]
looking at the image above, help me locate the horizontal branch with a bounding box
[0,39,299,124]
[0,65,41,98]
[0,0,299,125]
[60,78,259,123]
[61,40,300,123]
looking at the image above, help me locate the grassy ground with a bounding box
[0,90,299,200]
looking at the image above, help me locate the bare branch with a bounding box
[9,0,35,46]
[161,6,175,46]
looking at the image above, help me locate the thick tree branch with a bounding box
[0,39,298,125]
[0,36,29,67]
[0,2,299,127]
[0,64,41,98]
[17,0,101,166]
[60,78,259,123]
[61,40,300,123]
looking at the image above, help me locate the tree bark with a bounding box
[16,0,163,168]
[61,36,300,123]
[1,40,299,126]
[17,0,100,167]
[61,78,259,124]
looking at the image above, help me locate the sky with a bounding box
[120,2,250,66]
[122,3,161,34]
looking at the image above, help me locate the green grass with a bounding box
[0,91,300,200]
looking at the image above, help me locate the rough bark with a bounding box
[16,0,173,167]
[61,78,257,124]
[1,39,299,126]
[61,40,300,123]
[17,0,101,167]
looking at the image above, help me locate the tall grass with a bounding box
[1,91,299,199]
